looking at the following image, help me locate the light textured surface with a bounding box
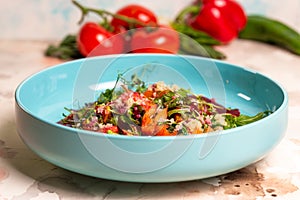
[0,39,300,199]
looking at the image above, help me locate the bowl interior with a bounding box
[16,54,285,130]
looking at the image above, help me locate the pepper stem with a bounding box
[174,5,201,23]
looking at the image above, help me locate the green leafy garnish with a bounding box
[120,74,147,93]
[224,111,271,129]
[97,73,123,104]
[97,89,115,104]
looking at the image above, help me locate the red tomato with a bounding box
[101,125,119,134]
[111,4,158,33]
[77,22,124,57]
[130,26,180,54]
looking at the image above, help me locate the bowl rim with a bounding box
[15,54,289,140]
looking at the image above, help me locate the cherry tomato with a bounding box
[77,22,124,57]
[130,26,180,54]
[101,125,119,134]
[111,4,158,33]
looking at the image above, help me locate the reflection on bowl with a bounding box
[15,54,288,182]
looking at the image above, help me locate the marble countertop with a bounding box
[1,39,300,200]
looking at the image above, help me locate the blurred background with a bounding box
[1,0,299,41]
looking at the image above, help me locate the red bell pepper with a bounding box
[186,0,247,43]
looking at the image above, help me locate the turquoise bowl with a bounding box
[15,54,288,182]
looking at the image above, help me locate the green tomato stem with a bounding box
[72,0,156,28]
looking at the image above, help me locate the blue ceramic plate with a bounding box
[15,54,288,182]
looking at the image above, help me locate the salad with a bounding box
[58,74,270,136]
